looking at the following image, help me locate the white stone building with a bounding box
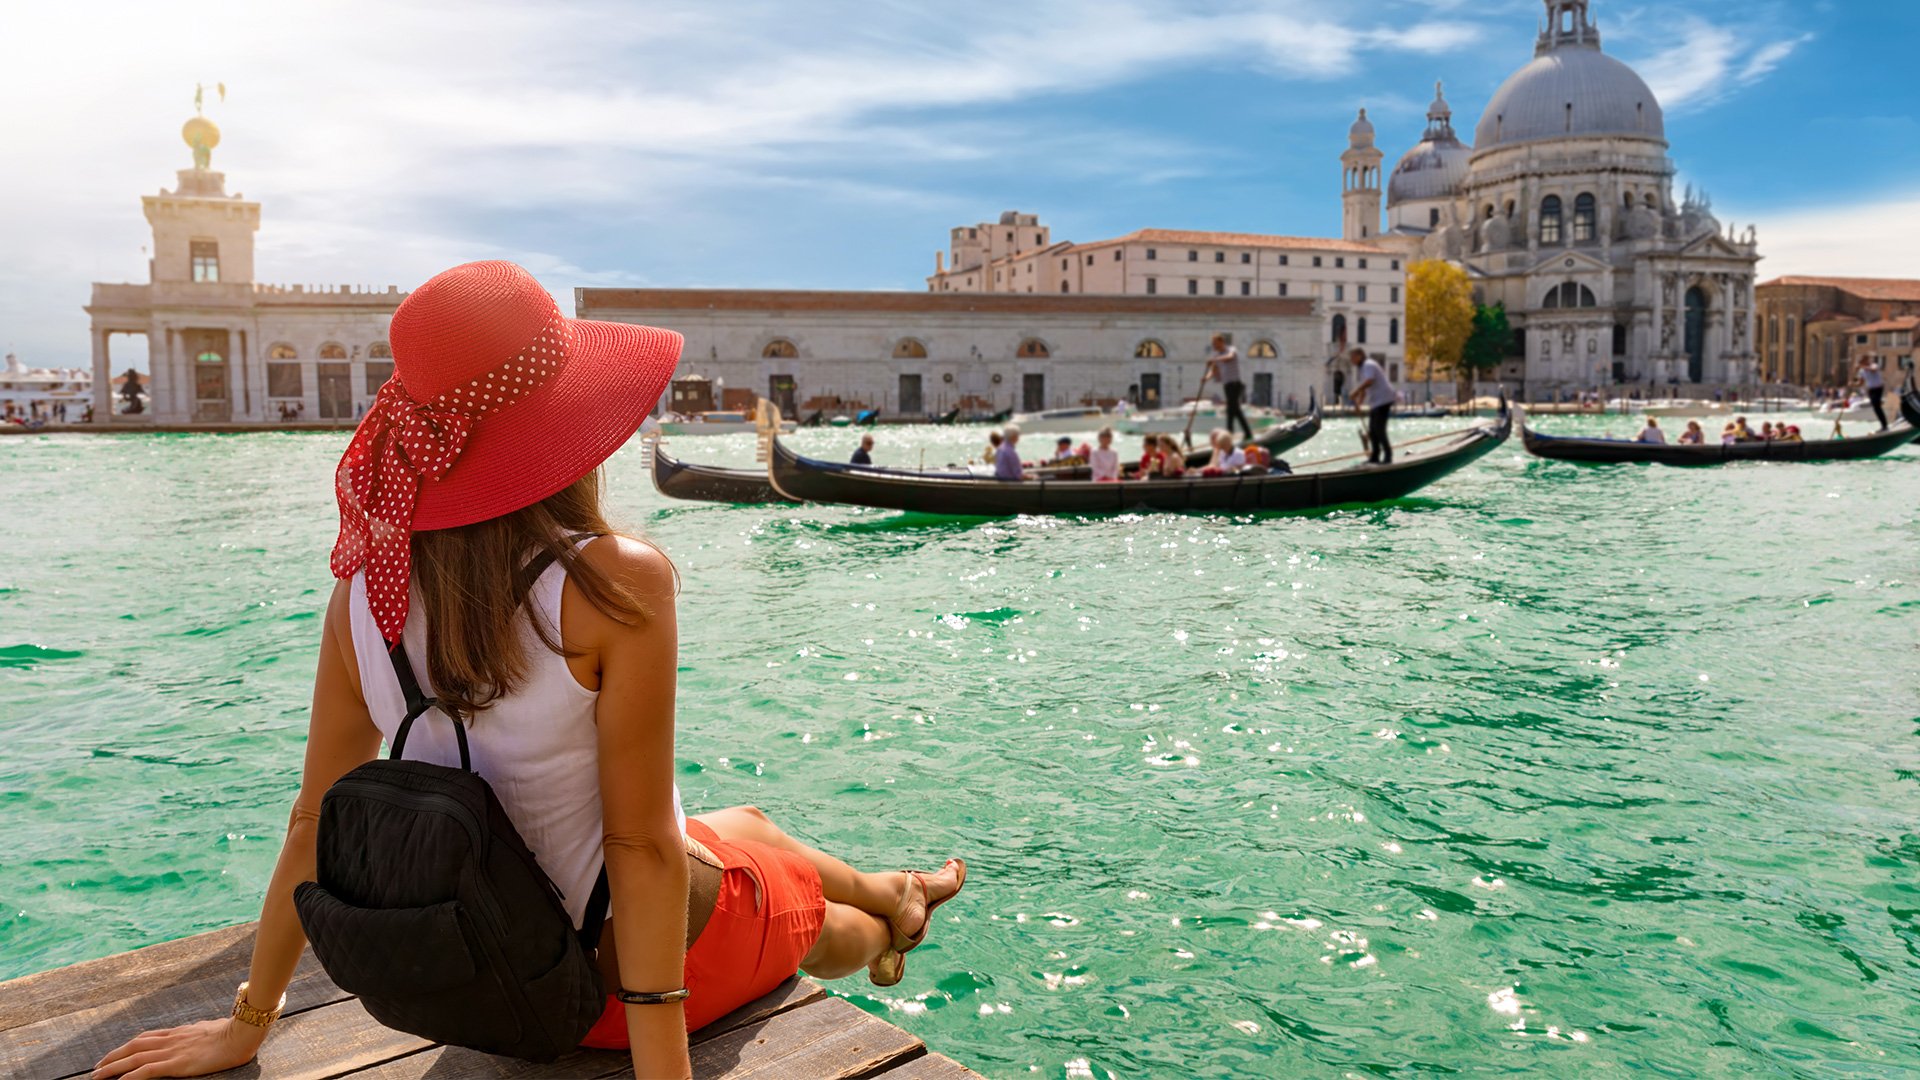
[1366,0,1762,391]
[576,289,1326,418]
[928,221,1408,385]
[85,111,405,424]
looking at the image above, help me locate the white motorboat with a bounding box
[1006,406,1112,434]
[657,410,795,437]
[1113,403,1282,435]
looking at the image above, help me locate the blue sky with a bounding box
[4,0,1917,370]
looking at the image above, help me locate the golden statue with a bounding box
[183,83,223,170]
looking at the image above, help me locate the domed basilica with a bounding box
[1346,0,1761,389]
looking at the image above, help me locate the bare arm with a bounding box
[97,581,382,1079]
[576,537,691,1080]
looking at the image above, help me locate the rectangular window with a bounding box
[267,362,302,398]
[1214,252,1225,263]
[1336,258,1345,269]
[1241,282,1251,296]
[1188,251,1199,262]
[317,363,352,420]
[1147,249,1158,260]
[1357,286,1368,303]
[1313,256,1323,268]
[190,240,219,283]
[1278,255,1290,266]
[1251,372,1274,407]
[1335,285,1345,302]
[1390,318,1400,345]
[1391,286,1400,304]
[1146,278,1158,295]
[1278,283,1289,297]
[1022,373,1046,413]
[1359,258,1369,270]
[1391,260,1401,271]
[364,361,394,394]
[1214,281,1225,296]
[1113,251,1122,261]
[1240,253,1252,264]
[1086,255,1095,266]
[1188,280,1199,295]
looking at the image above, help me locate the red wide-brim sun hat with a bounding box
[375,260,681,531]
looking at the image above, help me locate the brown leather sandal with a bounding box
[867,859,967,988]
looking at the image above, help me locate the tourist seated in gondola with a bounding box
[1780,424,1804,442]
[851,434,875,465]
[983,429,1003,465]
[1136,434,1160,476]
[1636,417,1666,444]
[1046,436,1084,467]
[1679,421,1705,445]
[1150,435,1187,477]
[1731,416,1760,443]
[1089,428,1121,483]
[1760,421,1778,441]
[1200,430,1247,477]
[993,425,1027,481]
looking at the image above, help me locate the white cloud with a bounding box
[1737,191,1920,280]
[1631,20,1812,111]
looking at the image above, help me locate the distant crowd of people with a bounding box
[1637,416,1805,446]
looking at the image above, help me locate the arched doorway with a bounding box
[1684,287,1708,383]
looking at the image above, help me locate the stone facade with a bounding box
[84,114,404,424]
[1755,276,1920,389]
[576,289,1326,417]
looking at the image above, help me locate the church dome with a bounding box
[1389,82,1473,205]
[1348,108,1375,148]
[1473,2,1665,151]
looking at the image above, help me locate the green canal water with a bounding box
[2,418,1916,1077]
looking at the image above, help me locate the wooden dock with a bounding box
[0,924,978,1080]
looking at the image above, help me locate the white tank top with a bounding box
[348,543,686,928]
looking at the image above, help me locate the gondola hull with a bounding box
[768,412,1510,517]
[651,445,798,505]
[1520,389,1920,466]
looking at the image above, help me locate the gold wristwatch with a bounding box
[231,981,285,1029]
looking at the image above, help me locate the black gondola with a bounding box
[932,408,961,425]
[1520,387,1920,466]
[650,444,798,505]
[1031,406,1326,480]
[801,410,826,428]
[767,409,1511,516]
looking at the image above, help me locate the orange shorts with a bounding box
[580,818,827,1044]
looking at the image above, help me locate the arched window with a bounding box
[892,339,927,359]
[1645,193,1659,209]
[1504,199,1517,219]
[1539,196,1563,244]
[1249,340,1278,358]
[318,342,348,359]
[268,343,297,360]
[1390,317,1400,345]
[1623,192,1635,209]
[195,351,223,364]
[1613,324,1628,356]
[1483,204,1496,221]
[1573,193,1597,242]
[763,339,798,359]
[1017,339,1050,359]
[1544,281,1597,309]
[1331,314,1348,345]
[1133,340,1166,359]
[368,342,393,359]
[1357,317,1369,344]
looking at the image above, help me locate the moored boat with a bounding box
[1007,405,1112,434]
[1519,387,1920,466]
[659,410,797,437]
[1114,403,1286,435]
[767,408,1510,516]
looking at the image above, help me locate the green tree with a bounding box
[1459,303,1512,400]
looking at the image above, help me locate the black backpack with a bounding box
[294,619,610,1062]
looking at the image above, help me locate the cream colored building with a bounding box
[85,111,405,424]
[929,221,1408,386]
[577,289,1326,417]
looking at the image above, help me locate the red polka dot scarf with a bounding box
[330,313,574,643]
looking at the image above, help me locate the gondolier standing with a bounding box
[1206,335,1253,441]
[1856,356,1888,431]
[1349,348,1397,465]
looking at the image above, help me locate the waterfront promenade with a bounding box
[0,924,976,1080]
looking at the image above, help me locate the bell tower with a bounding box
[1341,108,1383,242]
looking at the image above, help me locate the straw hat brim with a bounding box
[409,317,682,531]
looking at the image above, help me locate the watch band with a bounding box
[231,981,286,1028]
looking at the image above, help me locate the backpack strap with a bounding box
[386,644,471,772]
[577,867,612,950]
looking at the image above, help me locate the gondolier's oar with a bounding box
[1181,364,1213,452]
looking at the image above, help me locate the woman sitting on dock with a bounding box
[94,262,964,1080]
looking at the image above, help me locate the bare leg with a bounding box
[695,805,905,918]
[799,902,891,980]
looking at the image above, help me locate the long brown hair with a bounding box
[408,469,659,722]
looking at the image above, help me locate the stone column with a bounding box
[90,327,112,423]
[148,326,174,422]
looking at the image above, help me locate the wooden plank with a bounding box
[0,925,258,1032]
[352,979,827,1080]
[1,951,345,1080]
[867,1052,983,1079]
[689,997,924,1080]
[205,998,430,1080]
